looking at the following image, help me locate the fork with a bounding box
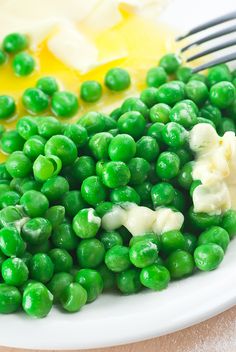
[176,11,236,73]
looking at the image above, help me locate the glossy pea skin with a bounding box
[117,268,142,294]
[171,189,186,213]
[156,151,180,180]
[118,111,146,140]
[147,122,165,144]
[108,134,136,162]
[100,231,123,250]
[0,191,20,208]
[178,161,194,190]
[207,64,232,86]
[89,132,113,160]
[219,118,236,135]
[136,136,159,162]
[110,186,140,205]
[95,202,114,217]
[149,103,171,124]
[45,135,77,166]
[12,52,35,76]
[27,240,51,255]
[105,67,131,91]
[146,67,167,88]
[22,282,53,318]
[157,81,185,106]
[169,100,198,129]
[199,104,222,128]
[62,191,87,218]
[102,161,131,188]
[33,155,62,182]
[29,253,54,284]
[166,250,194,279]
[185,80,209,106]
[2,258,29,286]
[129,233,160,248]
[80,80,102,103]
[0,95,16,120]
[77,238,105,268]
[72,156,96,183]
[1,130,24,154]
[47,272,73,303]
[20,190,49,218]
[49,248,73,273]
[37,116,63,139]
[51,223,78,251]
[0,206,23,228]
[22,88,49,114]
[198,226,230,252]
[97,263,116,290]
[184,233,198,254]
[23,135,46,161]
[45,205,65,229]
[176,66,192,83]
[41,176,69,202]
[188,207,222,230]
[60,282,87,312]
[3,33,28,53]
[0,284,21,314]
[210,81,235,108]
[128,157,150,185]
[121,97,149,120]
[221,209,236,238]
[64,124,88,148]
[140,264,170,291]
[161,122,187,148]
[77,111,105,136]
[36,76,59,96]
[81,176,107,206]
[140,87,159,108]
[159,53,181,74]
[51,91,79,118]
[75,268,103,302]
[73,208,101,239]
[0,227,25,257]
[194,243,224,271]
[22,217,52,245]
[134,181,152,204]
[16,116,38,140]
[105,245,131,272]
[161,230,186,255]
[129,240,158,268]
[151,182,175,207]
[6,151,32,178]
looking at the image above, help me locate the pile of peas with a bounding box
[0,44,236,318]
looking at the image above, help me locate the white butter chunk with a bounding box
[152,208,184,235]
[102,205,127,231]
[122,204,156,236]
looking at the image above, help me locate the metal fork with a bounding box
[176,11,236,73]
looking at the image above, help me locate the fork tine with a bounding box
[176,10,236,41]
[186,38,236,62]
[180,24,236,53]
[191,52,236,73]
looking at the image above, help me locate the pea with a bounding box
[169,101,198,128]
[61,191,86,218]
[110,186,140,205]
[29,253,54,283]
[75,268,103,302]
[161,122,187,148]
[207,64,232,86]
[0,206,23,228]
[117,268,142,294]
[198,226,230,252]
[37,116,63,139]
[221,209,236,238]
[185,80,209,105]
[77,111,105,135]
[27,240,51,255]
[184,233,198,254]
[22,218,52,245]
[97,263,116,290]
[134,181,152,204]
[105,67,131,91]
[51,91,79,118]
[0,191,20,208]
[147,122,165,144]
[118,111,146,139]
[36,76,59,96]
[140,87,159,108]
[48,272,73,303]
[89,132,113,160]
[159,53,181,74]
[128,157,150,185]
[136,136,159,163]
[20,190,49,218]
[129,240,158,268]
[0,95,16,120]
[188,207,222,230]
[176,66,192,83]
[6,151,32,178]
[73,208,101,239]
[51,223,78,251]
[64,124,88,148]
[22,282,53,318]
[0,227,25,257]
[194,243,224,271]
[108,134,136,162]
[12,52,35,76]
[16,116,38,140]
[80,80,102,102]
[99,231,123,250]
[1,130,24,154]
[140,264,170,291]
[41,176,69,202]
[77,238,105,268]
[0,284,21,314]
[146,67,167,88]
[2,258,29,286]
[105,245,131,272]
[177,161,194,190]
[166,250,194,279]
[60,282,87,312]
[149,103,171,124]
[23,135,46,160]
[219,118,236,135]
[156,151,180,180]
[210,81,235,108]
[45,205,65,229]
[161,230,186,255]
[121,97,149,119]
[189,73,207,84]
[49,248,73,273]
[171,189,186,213]
[95,202,114,217]
[151,182,175,207]
[129,233,160,247]
[156,81,185,105]
[72,156,96,183]
[200,104,222,128]
[3,33,28,53]
[81,176,107,206]
[22,88,49,114]
[102,161,131,188]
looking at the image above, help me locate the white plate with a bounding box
[1,0,236,349]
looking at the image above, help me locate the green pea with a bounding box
[121,97,149,120]
[0,227,25,257]
[147,122,165,144]
[198,226,230,252]
[157,81,185,105]
[194,243,224,271]
[185,80,209,105]
[97,263,116,290]
[219,117,236,135]
[73,208,101,239]
[0,284,21,314]
[29,253,54,283]
[41,176,69,202]
[197,117,216,128]
[129,233,160,247]
[128,157,150,185]
[22,282,53,318]
[6,151,32,178]
[140,87,159,108]
[27,240,51,255]
[156,151,180,179]
[169,100,198,128]
[37,116,63,139]
[23,135,46,160]
[190,180,202,197]
[110,186,140,205]
[171,189,186,213]
[33,155,61,181]
[0,206,23,228]
[146,67,167,88]
[60,282,87,313]
[49,248,73,273]
[20,252,32,267]
[3,33,28,53]
[20,190,49,218]
[166,250,194,279]
[72,156,96,183]
[99,231,123,250]
[108,134,136,162]
[151,182,175,207]
[159,53,181,74]
[161,230,185,255]
[176,66,192,83]
[129,240,158,268]
[210,81,235,108]
[134,181,152,204]
[118,111,146,139]
[188,207,222,230]
[199,104,222,128]
[36,76,59,96]
[0,163,12,182]
[2,258,29,286]
[89,132,113,160]
[178,161,194,190]
[95,202,114,217]
[16,116,38,140]
[77,238,105,268]
[102,161,131,188]
[45,135,77,166]
[45,205,65,229]
[184,233,198,254]
[221,209,236,238]
[0,95,16,120]
[140,264,170,291]
[80,80,102,102]
[51,91,79,118]
[0,191,20,208]
[47,272,73,303]
[64,124,88,148]
[105,245,131,272]
[162,122,187,148]
[81,176,107,206]
[51,223,78,251]
[62,191,87,218]
[207,64,232,86]
[117,268,142,294]
[149,103,171,124]
[1,130,24,154]
[77,111,105,136]
[136,136,159,163]
[105,67,131,91]
[12,52,35,76]
[189,73,207,84]
[22,217,52,245]
[22,88,49,113]
[75,268,103,302]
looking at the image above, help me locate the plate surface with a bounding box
[1,0,236,349]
